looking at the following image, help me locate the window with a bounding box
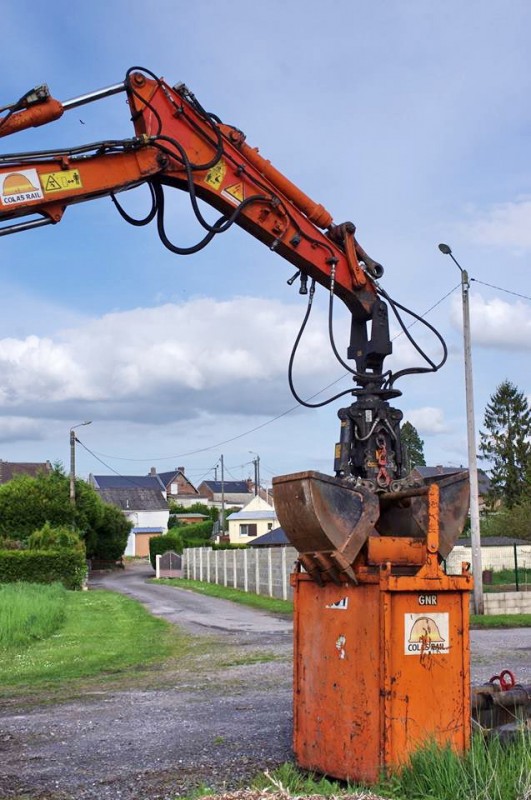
[267,523,273,530]
[170,483,178,495]
[240,523,257,537]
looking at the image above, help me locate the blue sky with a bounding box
[0,0,529,489]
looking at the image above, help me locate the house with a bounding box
[148,466,200,503]
[226,495,278,545]
[91,475,170,557]
[197,479,255,509]
[0,459,53,484]
[412,465,492,512]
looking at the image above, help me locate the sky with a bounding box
[0,0,529,490]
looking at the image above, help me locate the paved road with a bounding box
[91,562,292,640]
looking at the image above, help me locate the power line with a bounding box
[470,278,531,301]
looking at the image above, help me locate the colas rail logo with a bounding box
[404,613,450,655]
[0,169,44,206]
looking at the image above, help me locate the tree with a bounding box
[0,466,129,560]
[479,380,531,508]
[90,504,132,561]
[401,421,426,471]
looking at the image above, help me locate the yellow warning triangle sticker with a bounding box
[224,182,244,202]
[44,175,63,191]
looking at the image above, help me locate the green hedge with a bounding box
[0,549,87,590]
[149,533,183,569]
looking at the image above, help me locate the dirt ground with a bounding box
[0,564,529,800]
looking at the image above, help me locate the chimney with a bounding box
[150,466,157,476]
[177,466,185,474]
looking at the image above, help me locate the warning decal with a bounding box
[204,159,226,190]
[404,612,450,655]
[0,169,43,207]
[221,181,244,205]
[326,597,348,610]
[41,169,82,193]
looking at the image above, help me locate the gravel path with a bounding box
[0,563,529,800]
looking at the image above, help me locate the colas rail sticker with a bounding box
[0,169,43,206]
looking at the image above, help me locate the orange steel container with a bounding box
[292,568,472,783]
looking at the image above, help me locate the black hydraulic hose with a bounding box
[111,182,157,227]
[376,286,448,385]
[287,280,356,409]
[125,66,164,136]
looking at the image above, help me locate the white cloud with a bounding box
[463,199,531,250]
[0,297,339,423]
[450,294,531,350]
[403,407,448,435]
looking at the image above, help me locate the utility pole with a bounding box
[220,454,225,536]
[249,451,260,496]
[438,244,483,614]
[69,421,92,506]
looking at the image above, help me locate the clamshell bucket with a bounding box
[273,469,469,582]
[273,471,380,583]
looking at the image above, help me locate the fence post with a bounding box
[256,549,260,595]
[215,550,219,584]
[281,546,287,600]
[514,544,520,592]
[233,549,237,588]
[244,549,248,592]
[223,549,228,586]
[268,548,273,597]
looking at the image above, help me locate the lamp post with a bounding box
[249,451,261,496]
[70,421,92,506]
[438,243,483,614]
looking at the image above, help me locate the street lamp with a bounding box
[438,243,483,614]
[70,421,92,506]
[248,451,260,496]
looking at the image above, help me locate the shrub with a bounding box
[149,533,183,569]
[481,498,531,541]
[0,549,87,590]
[28,522,85,553]
[180,520,213,548]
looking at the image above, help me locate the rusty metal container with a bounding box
[273,473,473,783]
[292,568,472,783]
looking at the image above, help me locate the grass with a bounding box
[255,733,531,800]
[488,568,530,587]
[470,613,531,628]
[0,582,67,650]
[0,586,190,693]
[151,577,294,614]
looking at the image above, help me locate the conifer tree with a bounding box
[479,380,531,508]
[401,421,426,471]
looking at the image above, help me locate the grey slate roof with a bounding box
[227,509,277,520]
[92,474,165,491]
[97,487,169,511]
[413,466,491,495]
[456,536,529,547]
[202,480,250,493]
[250,527,290,547]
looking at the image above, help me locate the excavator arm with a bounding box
[0,68,467,583]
